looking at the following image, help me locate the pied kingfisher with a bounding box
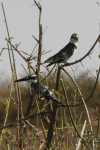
[14,75,63,105]
[41,33,79,67]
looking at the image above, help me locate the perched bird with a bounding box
[41,33,79,67]
[14,75,63,105]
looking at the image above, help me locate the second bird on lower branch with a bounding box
[14,74,63,106]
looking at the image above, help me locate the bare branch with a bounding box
[45,66,61,150]
[34,0,42,24]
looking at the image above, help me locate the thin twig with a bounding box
[5,38,26,60]
[34,0,42,25]
[42,26,48,34]
[32,35,39,43]
[30,26,48,57]
[0,47,31,56]
[36,23,42,75]
[41,64,56,81]
[87,69,97,79]
[42,50,52,56]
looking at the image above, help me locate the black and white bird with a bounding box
[14,75,63,105]
[41,33,79,67]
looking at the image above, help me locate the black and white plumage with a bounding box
[14,75,63,105]
[39,84,63,105]
[41,33,79,67]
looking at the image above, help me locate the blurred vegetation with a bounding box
[0,73,100,149]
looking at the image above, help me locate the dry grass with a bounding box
[0,73,100,149]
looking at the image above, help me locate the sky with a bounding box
[0,0,100,80]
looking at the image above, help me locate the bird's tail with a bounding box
[46,62,54,67]
[39,62,44,66]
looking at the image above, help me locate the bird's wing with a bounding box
[45,43,73,64]
[44,90,58,102]
[40,83,48,89]
[39,85,64,105]
[45,51,65,64]
[48,92,64,105]
[46,43,76,67]
[45,49,67,67]
[50,92,58,100]
[39,83,48,97]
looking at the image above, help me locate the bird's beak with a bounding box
[14,77,29,82]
